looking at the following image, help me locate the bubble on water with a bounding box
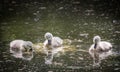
[36,11,39,13]
[76,45,81,48]
[25,22,29,24]
[77,49,88,53]
[39,7,46,10]
[85,10,94,13]
[53,61,63,66]
[79,33,89,38]
[100,13,105,16]
[8,8,14,11]
[58,7,64,10]
[115,31,120,34]
[85,9,94,16]
[48,71,53,72]
[112,20,120,24]
[105,16,109,19]
[102,31,105,33]
[1,22,8,25]
[34,18,39,22]
[12,20,16,22]
[72,1,80,4]
[83,23,88,25]
[78,57,84,60]
[78,39,83,42]
[45,57,53,64]
[67,66,83,69]
[0,61,3,63]
[33,13,37,15]
[114,68,120,71]
[11,1,16,4]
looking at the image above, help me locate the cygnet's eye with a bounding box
[29,48,33,52]
[47,35,50,38]
[95,39,97,42]
[46,36,49,39]
[22,47,27,52]
[27,45,32,48]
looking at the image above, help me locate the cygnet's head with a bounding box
[93,35,101,44]
[21,41,33,59]
[44,32,53,40]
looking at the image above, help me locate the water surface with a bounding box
[0,0,120,72]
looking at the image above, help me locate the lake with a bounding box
[0,0,120,72]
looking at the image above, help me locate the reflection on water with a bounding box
[34,39,77,64]
[1,0,120,72]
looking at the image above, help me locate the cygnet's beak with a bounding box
[48,40,51,45]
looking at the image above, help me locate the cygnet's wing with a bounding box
[100,41,112,51]
[53,37,63,46]
[10,40,24,48]
[10,40,24,53]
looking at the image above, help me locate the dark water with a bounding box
[0,0,120,72]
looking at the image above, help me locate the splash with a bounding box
[33,39,77,54]
[33,39,77,64]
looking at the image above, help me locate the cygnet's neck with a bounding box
[48,40,52,45]
[94,43,97,49]
[94,41,100,49]
[93,36,101,49]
